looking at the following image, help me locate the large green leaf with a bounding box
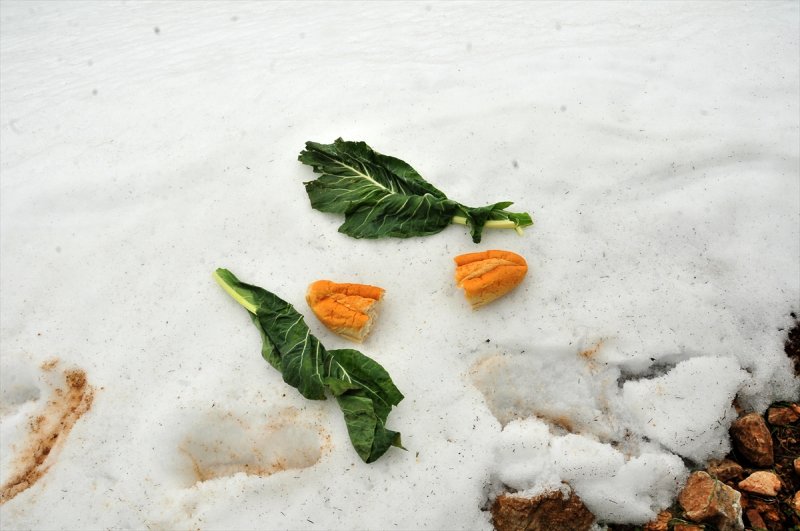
[214,269,404,463]
[326,348,404,462]
[326,348,403,421]
[214,269,326,400]
[336,392,403,463]
[337,193,457,239]
[299,138,533,243]
[301,139,449,203]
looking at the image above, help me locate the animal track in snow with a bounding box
[0,358,95,504]
[177,407,329,487]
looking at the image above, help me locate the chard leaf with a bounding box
[214,268,327,400]
[214,269,404,463]
[326,348,404,421]
[336,392,403,463]
[456,201,534,244]
[300,138,533,243]
[249,313,281,370]
[326,349,404,462]
[337,193,456,239]
[334,393,378,461]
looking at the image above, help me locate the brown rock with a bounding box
[678,471,743,531]
[745,508,767,530]
[794,457,800,475]
[766,405,799,425]
[738,471,782,497]
[746,497,783,526]
[730,412,774,467]
[792,491,800,513]
[673,524,705,531]
[643,509,672,531]
[491,490,595,531]
[706,458,744,482]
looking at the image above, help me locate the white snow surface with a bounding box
[1,1,798,529]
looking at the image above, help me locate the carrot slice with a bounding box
[306,280,385,342]
[454,250,528,308]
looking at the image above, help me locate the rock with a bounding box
[491,490,595,531]
[793,491,800,513]
[643,509,672,531]
[706,458,744,482]
[766,405,799,425]
[738,471,782,497]
[678,471,743,531]
[729,413,774,467]
[745,496,784,527]
[794,457,800,475]
[745,508,767,530]
[673,524,705,531]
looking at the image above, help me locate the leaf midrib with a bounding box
[336,159,393,193]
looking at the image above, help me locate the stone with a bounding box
[673,524,704,531]
[794,457,800,475]
[792,491,800,513]
[491,490,595,531]
[738,471,782,497]
[746,497,783,527]
[706,458,744,482]
[745,508,767,530]
[678,471,743,531]
[643,509,672,531]
[766,405,799,425]
[729,412,774,467]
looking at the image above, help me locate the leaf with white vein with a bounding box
[213,268,404,463]
[300,138,533,243]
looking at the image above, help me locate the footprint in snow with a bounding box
[174,406,330,487]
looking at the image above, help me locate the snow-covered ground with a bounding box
[1,1,798,529]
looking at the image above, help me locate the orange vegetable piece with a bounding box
[454,250,528,308]
[306,280,385,342]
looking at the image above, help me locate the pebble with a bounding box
[678,471,743,531]
[729,412,774,467]
[766,405,799,425]
[738,470,782,497]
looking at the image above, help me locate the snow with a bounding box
[621,356,747,463]
[1,1,798,529]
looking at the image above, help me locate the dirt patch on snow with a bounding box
[178,407,330,486]
[0,363,94,504]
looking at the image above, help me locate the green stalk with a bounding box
[451,216,526,235]
[213,270,258,314]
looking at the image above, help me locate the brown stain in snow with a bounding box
[40,358,59,372]
[0,367,94,504]
[579,339,605,359]
[179,407,330,485]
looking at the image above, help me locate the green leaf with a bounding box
[337,193,457,239]
[248,312,281,370]
[214,269,404,463]
[301,139,449,203]
[326,349,404,462]
[300,138,533,243]
[326,348,403,420]
[336,392,403,463]
[214,268,327,400]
